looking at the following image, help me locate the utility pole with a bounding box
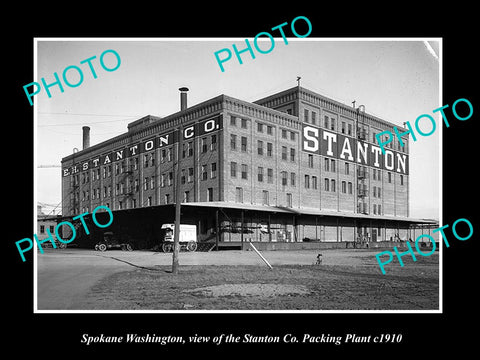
[172,124,183,274]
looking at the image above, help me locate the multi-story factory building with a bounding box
[61,85,436,250]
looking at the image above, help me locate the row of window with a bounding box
[234,187,293,207]
[230,115,298,141]
[230,162,403,190]
[76,186,217,214]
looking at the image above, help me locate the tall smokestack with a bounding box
[179,87,189,111]
[82,126,90,150]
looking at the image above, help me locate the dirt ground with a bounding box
[70,249,439,311]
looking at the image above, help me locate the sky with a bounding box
[35,38,440,219]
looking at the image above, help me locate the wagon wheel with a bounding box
[162,243,173,253]
[59,242,67,249]
[98,243,107,252]
[94,244,99,251]
[186,241,197,252]
[126,244,133,251]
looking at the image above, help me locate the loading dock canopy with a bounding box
[181,201,438,225]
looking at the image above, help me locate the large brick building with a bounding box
[61,85,436,249]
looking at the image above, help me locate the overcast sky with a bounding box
[35,38,440,219]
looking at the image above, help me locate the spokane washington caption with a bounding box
[81,334,186,346]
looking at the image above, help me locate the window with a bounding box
[305,174,310,189]
[132,199,137,208]
[201,165,207,180]
[164,194,170,204]
[324,158,329,171]
[241,136,247,152]
[201,137,208,153]
[230,162,237,178]
[241,118,247,129]
[372,132,376,144]
[133,157,139,169]
[150,177,154,189]
[257,140,264,155]
[324,115,329,128]
[281,171,288,186]
[378,187,381,198]
[119,201,123,210]
[331,159,336,172]
[188,167,194,182]
[207,188,214,202]
[400,175,404,185]
[184,191,190,203]
[147,197,152,206]
[282,146,287,160]
[286,193,292,208]
[290,148,295,162]
[311,112,316,125]
[262,190,269,205]
[267,142,273,157]
[331,179,336,192]
[282,129,287,139]
[211,162,217,178]
[312,176,318,190]
[348,182,353,194]
[182,143,188,158]
[290,131,295,141]
[257,122,263,132]
[373,186,377,197]
[267,125,273,135]
[235,187,243,203]
[49,225,54,233]
[290,172,296,187]
[348,123,352,135]
[211,134,217,151]
[342,181,346,193]
[115,163,120,175]
[161,173,166,187]
[230,134,237,150]
[181,169,186,184]
[168,172,173,186]
[40,225,45,234]
[241,164,248,179]
[330,118,335,131]
[304,109,309,122]
[150,153,155,167]
[373,204,377,214]
[345,162,349,175]
[267,168,273,183]
[230,115,236,126]
[161,149,167,163]
[187,142,193,157]
[308,154,314,168]
[116,183,120,195]
[324,178,329,191]
[144,154,149,167]
[134,179,139,192]
[341,121,346,134]
[258,167,264,182]
[378,204,382,214]
[388,172,392,183]
[373,168,376,180]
